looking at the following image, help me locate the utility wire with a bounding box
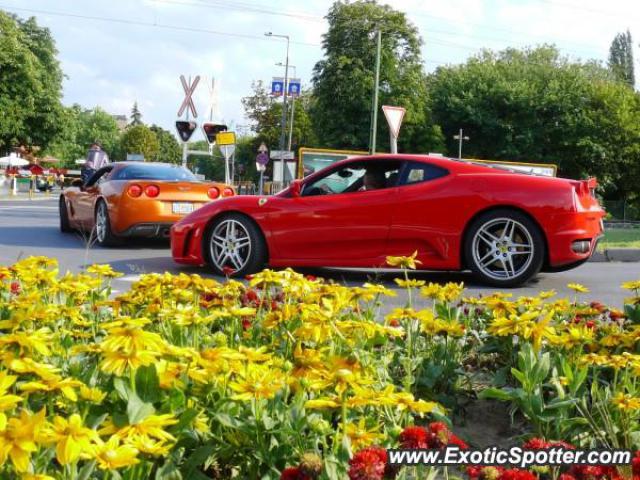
[0,4,321,46]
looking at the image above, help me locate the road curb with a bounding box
[589,249,640,262]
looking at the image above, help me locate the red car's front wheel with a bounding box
[465,209,545,287]
[206,214,267,277]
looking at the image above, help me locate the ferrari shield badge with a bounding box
[258,197,268,207]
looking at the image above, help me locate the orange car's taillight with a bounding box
[207,187,220,199]
[222,187,234,197]
[145,184,160,197]
[128,184,142,197]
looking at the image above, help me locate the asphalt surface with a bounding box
[0,196,638,308]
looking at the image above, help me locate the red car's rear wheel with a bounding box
[206,214,267,277]
[465,209,545,287]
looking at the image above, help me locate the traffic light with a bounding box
[175,120,197,142]
[202,122,228,145]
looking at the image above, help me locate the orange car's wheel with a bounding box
[59,196,73,233]
[94,200,120,247]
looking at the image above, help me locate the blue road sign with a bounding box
[288,78,301,97]
[271,77,284,97]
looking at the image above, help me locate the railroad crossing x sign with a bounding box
[177,75,200,118]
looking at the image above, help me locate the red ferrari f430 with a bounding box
[170,154,605,287]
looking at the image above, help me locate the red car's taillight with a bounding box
[128,184,142,197]
[207,187,220,199]
[145,184,160,197]
[222,187,234,197]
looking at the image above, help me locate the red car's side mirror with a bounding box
[290,179,302,198]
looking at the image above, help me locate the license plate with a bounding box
[172,202,194,215]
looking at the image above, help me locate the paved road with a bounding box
[0,197,637,308]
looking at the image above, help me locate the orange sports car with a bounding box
[59,162,234,246]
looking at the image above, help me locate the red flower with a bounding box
[449,433,468,449]
[348,447,387,480]
[590,301,606,312]
[632,450,640,476]
[399,426,429,449]
[570,465,608,479]
[10,281,20,295]
[585,321,596,329]
[222,266,235,277]
[558,475,577,480]
[500,469,536,480]
[306,275,317,281]
[522,438,549,450]
[428,422,451,448]
[242,318,252,331]
[281,467,308,480]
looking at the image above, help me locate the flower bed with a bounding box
[0,256,638,479]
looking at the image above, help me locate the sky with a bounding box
[2,0,639,139]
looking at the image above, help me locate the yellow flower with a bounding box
[19,376,84,402]
[386,251,422,269]
[305,398,341,410]
[100,414,178,444]
[0,330,52,357]
[611,393,640,411]
[21,474,56,480]
[394,278,426,288]
[100,349,161,377]
[129,436,172,456]
[567,283,589,293]
[0,371,22,428]
[344,418,385,450]
[228,365,285,401]
[86,264,123,278]
[48,414,100,465]
[621,280,640,291]
[79,385,107,404]
[89,436,139,470]
[0,408,48,472]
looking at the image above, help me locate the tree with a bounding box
[310,0,444,153]
[119,125,159,161]
[44,105,121,166]
[130,102,143,126]
[0,11,64,152]
[150,125,181,163]
[608,30,635,88]
[427,45,640,204]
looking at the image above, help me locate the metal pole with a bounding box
[279,38,290,183]
[287,65,296,152]
[288,97,295,151]
[258,170,264,195]
[182,75,191,168]
[369,29,382,155]
[390,133,398,154]
[458,128,463,159]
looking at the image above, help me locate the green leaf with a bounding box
[213,412,243,429]
[156,461,183,480]
[171,408,198,434]
[479,387,514,401]
[136,364,161,403]
[113,377,132,402]
[127,394,155,425]
[77,460,96,480]
[181,444,217,479]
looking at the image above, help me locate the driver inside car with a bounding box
[361,169,386,191]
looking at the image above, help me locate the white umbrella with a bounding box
[0,153,29,167]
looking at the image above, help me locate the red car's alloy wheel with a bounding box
[209,219,253,272]
[466,209,544,287]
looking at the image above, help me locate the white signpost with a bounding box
[382,105,406,154]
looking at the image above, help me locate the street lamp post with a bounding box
[265,32,290,184]
[453,128,470,159]
[276,62,297,152]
